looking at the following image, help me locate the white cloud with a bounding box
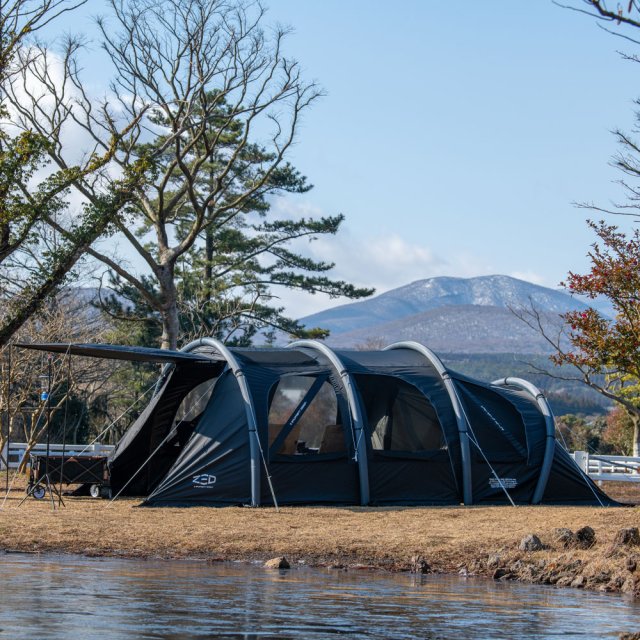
[269,199,499,317]
[509,270,549,287]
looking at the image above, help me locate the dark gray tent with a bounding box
[22,339,615,507]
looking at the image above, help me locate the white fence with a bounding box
[0,442,115,470]
[572,451,640,483]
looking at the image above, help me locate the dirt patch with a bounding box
[0,475,639,600]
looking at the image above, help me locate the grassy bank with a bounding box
[0,476,639,601]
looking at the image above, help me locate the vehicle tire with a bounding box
[89,484,101,499]
[32,484,46,500]
[99,486,112,499]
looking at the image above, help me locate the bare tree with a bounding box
[0,0,151,346]
[0,289,121,470]
[5,0,373,351]
[555,1,640,32]
[0,0,87,76]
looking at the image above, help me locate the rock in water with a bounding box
[570,575,585,588]
[519,534,543,552]
[264,556,290,569]
[410,555,431,574]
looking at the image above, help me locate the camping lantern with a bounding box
[39,375,49,401]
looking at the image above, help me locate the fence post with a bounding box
[574,450,588,473]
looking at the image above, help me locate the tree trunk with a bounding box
[158,263,179,350]
[18,436,39,473]
[204,226,213,302]
[633,414,640,458]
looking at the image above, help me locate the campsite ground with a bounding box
[0,475,639,600]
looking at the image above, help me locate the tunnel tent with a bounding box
[17,339,617,507]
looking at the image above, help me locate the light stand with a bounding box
[4,346,10,493]
[18,355,64,509]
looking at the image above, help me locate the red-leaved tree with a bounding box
[551,220,640,455]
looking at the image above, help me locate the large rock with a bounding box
[553,528,577,548]
[575,526,596,549]
[613,528,640,548]
[519,534,544,552]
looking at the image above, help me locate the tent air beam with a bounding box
[287,340,370,506]
[384,341,473,505]
[492,377,555,505]
[180,338,263,508]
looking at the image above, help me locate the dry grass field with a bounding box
[0,473,639,599]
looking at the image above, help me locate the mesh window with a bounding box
[356,375,445,452]
[174,378,217,426]
[268,376,345,456]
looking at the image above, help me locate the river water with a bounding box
[0,553,638,639]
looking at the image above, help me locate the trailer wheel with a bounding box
[32,484,46,500]
[89,484,101,499]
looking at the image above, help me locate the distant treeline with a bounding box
[440,353,610,416]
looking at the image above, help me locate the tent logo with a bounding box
[192,474,217,488]
[489,477,517,489]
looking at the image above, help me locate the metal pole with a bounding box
[58,354,70,507]
[45,354,55,509]
[4,345,11,493]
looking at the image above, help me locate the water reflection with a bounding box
[0,553,638,639]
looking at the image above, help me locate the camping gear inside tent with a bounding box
[19,339,616,507]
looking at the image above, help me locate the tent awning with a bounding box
[15,342,221,365]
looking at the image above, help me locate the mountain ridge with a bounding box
[297,275,594,353]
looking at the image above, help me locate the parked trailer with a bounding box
[0,442,114,471]
[27,453,111,499]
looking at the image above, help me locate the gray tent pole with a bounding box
[384,341,473,506]
[180,338,262,508]
[287,340,370,506]
[492,377,555,505]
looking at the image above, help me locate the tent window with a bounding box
[174,378,217,428]
[356,374,445,453]
[268,375,345,456]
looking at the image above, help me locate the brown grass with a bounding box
[597,481,640,505]
[1,475,639,599]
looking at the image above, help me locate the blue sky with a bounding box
[50,1,640,317]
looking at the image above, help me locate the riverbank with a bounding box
[0,477,639,601]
